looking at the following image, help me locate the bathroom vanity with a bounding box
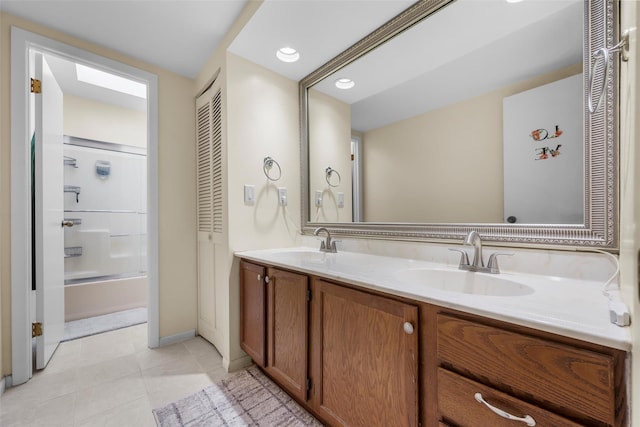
[237,248,629,427]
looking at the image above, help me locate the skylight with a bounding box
[76,64,147,99]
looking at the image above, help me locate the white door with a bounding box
[503,74,583,224]
[196,81,224,350]
[34,53,65,369]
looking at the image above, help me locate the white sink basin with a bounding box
[270,250,335,265]
[394,268,534,297]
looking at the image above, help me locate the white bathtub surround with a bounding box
[63,140,148,283]
[237,246,630,351]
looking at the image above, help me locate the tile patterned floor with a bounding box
[0,324,231,427]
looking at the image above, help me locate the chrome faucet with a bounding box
[449,231,513,274]
[464,230,484,269]
[314,227,337,253]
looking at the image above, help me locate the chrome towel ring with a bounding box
[588,32,628,114]
[325,167,341,187]
[263,156,282,181]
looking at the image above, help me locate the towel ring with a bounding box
[263,156,282,181]
[325,167,341,188]
[588,34,627,114]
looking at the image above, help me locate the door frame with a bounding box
[10,27,160,385]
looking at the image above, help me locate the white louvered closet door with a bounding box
[196,80,224,350]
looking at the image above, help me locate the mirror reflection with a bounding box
[307,0,583,225]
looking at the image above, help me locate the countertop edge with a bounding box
[236,249,632,352]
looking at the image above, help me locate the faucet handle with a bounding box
[486,252,514,274]
[449,248,470,268]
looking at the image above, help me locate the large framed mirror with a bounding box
[300,0,620,249]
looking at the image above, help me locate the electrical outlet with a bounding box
[244,184,255,205]
[315,190,323,207]
[278,187,287,206]
[337,192,344,208]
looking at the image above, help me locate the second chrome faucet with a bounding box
[314,227,337,253]
[450,231,513,274]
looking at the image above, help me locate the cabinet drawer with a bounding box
[437,314,615,425]
[438,368,582,427]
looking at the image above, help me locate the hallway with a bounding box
[0,325,229,426]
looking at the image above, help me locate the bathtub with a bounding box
[64,275,147,321]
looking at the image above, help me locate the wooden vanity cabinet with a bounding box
[310,278,419,427]
[240,260,628,427]
[430,310,628,427]
[239,261,310,401]
[239,261,266,366]
[264,267,310,402]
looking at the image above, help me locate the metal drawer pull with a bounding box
[474,393,536,426]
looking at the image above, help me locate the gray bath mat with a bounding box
[153,365,323,426]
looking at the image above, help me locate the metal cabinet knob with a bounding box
[403,322,414,335]
[264,276,270,284]
[257,274,261,282]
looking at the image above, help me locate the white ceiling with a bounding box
[0,0,249,78]
[1,0,584,129]
[310,0,583,132]
[0,0,417,110]
[227,0,415,82]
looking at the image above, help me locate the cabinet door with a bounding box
[312,279,419,427]
[266,267,310,402]
[239,261,266,367]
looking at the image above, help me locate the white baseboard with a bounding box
[0,376,10,395]
[158,329,196,347]
[224,354,253,373]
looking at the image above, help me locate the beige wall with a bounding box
[64,95,147,147]
[225,52,300,367]
[362,63,581,223]
[308,88,353,223]
[0,12,197,377]
[194,11,299,366]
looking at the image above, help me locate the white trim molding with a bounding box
[10,27,160,384]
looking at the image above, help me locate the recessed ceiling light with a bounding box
[335,78,355,90]
[276,47,300,63]
[505,0,524,3]
[76,64,146,98]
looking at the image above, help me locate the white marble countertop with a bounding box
[236,247,631,351]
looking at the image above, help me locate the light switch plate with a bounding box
[337,192,344,208]
[315,190,323,207]
[244,184,255,205]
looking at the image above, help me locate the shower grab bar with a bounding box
[63,156,78,168]
[64,185,81,203]
[64,246,83,258]
[63,209,145,214]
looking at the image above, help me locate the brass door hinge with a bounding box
[30,78,42,94]
[32,322,43,337]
